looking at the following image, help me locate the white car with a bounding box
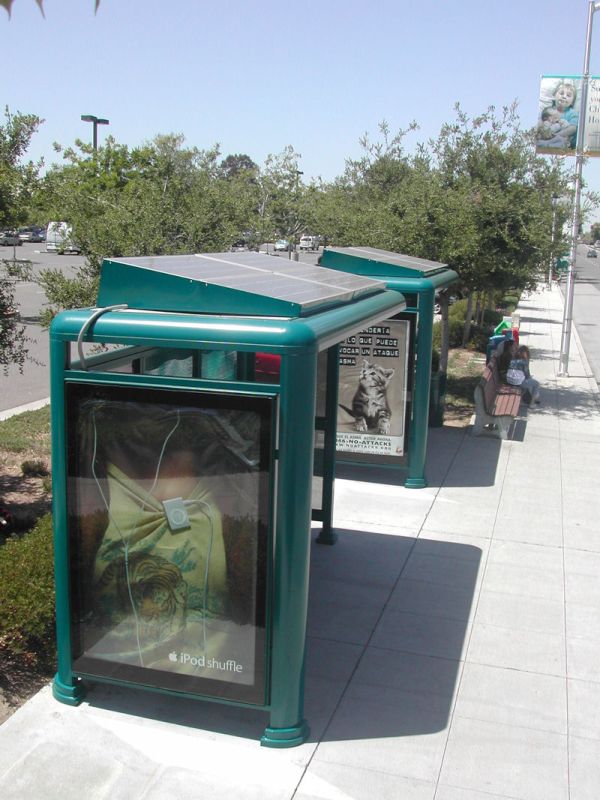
[299,235,319,251]
[274,239,289,252]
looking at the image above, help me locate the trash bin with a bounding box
[429,371,447,427]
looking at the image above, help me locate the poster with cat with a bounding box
[337,318,410,457]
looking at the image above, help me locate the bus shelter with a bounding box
[49,251,405,747]
[319,246,458,489]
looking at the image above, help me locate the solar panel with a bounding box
[325,246,447,275]
[99,252,386,316]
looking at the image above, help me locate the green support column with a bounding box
[50,336,86,705]
[261,350,316,747]
[405,287,434,489]
[316,345,338,545]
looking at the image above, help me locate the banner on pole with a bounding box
[537,74,600,157]
[536,75,581,156]
[584,77,600,155]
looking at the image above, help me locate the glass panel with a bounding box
[66,383,273,705]
[142,349,196,378]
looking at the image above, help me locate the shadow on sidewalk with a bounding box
[77,531,479,746]
[310,529,479,742]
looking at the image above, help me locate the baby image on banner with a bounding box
[536,75,581,156]
[337,318,410,458]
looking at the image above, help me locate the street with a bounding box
[2,242,599,413]
[0,245,321,413]
[568,242,600,382]
[0,242,84,412]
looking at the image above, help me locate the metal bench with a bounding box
[473,355,522,439]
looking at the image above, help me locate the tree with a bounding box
[37,134,258,316]
[0,108,42,372]
[0,107,42,229]
[219,153,258,181]
[255,146,307,244]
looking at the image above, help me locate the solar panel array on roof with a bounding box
[323,246,448,275]
[97,252,386,317]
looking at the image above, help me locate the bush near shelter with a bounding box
[0,514,56,675]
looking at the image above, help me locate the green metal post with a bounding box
[261,350,316,747]
[316,345,338,545]
[50,336,86,705]
[405,286,434,489]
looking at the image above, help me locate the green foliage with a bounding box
[433,318,464,350]
[20,459,49,477]
[0,514,56,672]
[0,406,50,453]
[35,137,310,314]
[449,298,468,321]
[0,108,42,372]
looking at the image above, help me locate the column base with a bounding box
[52,674,86,706]
[404,476,427,489]
[316,527,338,545]
[261,719,310,748]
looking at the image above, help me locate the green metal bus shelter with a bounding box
[49,251,406,747]
[319,246,458,489]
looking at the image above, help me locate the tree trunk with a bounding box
[462,291,474,346]
[439,292,450,373]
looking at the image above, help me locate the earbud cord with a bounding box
[183,499,214,658]
[91,408,182,667]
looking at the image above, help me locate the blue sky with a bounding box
[4,0,600,223]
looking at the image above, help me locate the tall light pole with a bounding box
[81,114,110,151]
[558,0,600,375]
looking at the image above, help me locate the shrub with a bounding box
[448,298,468,322]
[21,459,49,478]
[433,318,465,351]
[0,514,56,673]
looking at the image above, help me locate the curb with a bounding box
[0,397,50,422]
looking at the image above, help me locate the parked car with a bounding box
[587,248,597,258]
[231,239,247,252]
[274,239,290,252]
[299,235,320,251]
[46,221,81,254]
[18,226,45,243]
[0,231,22,246]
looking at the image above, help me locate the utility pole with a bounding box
[558,1,600,375]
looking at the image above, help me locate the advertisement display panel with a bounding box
[65,382,274,705]
[337,317,411,458]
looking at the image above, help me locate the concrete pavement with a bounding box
[1,281,600,799]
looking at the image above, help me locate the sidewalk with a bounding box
[1,282,599,799]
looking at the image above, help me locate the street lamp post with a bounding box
[558,0,600,375]
[81,114,110,151]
